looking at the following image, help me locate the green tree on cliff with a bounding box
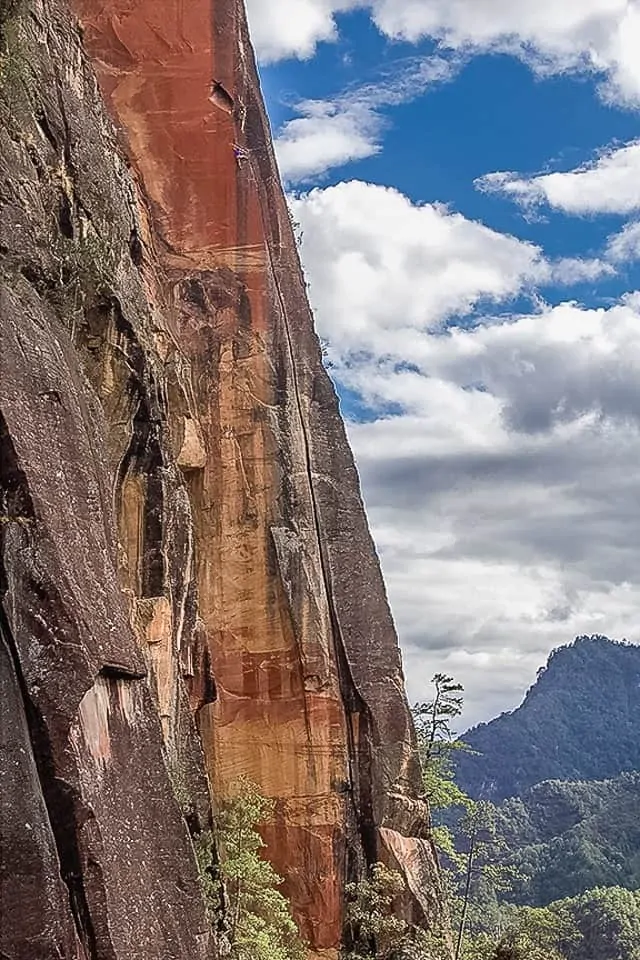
[344,862,410,958]
[413,674,474,813]
[198,777,305,960]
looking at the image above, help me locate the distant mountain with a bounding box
[494,771,640,905]
[455,635,640,800]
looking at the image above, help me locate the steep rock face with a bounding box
[0,0,443,957]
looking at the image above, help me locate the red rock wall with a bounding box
[0,0,444,956]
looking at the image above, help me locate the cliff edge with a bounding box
[0,1,444,956]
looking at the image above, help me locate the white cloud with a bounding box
[290,181,545,347]
[478,140,640,216]
[275,58,456,182]
[290,181,613,353]
[247,0,640,107]
[542,257,615,284]
[276,100,382,182]
[344,299,640,724]
[293,179,640,725]
[244,0,360,63]
[607,220,640,261]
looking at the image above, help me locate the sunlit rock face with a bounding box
[0,1,443,957]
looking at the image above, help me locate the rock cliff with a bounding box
[0,1,444,957]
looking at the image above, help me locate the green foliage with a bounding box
[415,674,464,757]
[492,904,580,960]
[413,675,475,859]
[0,2,27,94]
[194,829,221,924]
[416,654,640,960]
[441,891,640,960]
[457,802,520,897]
[342,863,453,959]
[455,636,640,801]
[217,778,305,960]
[558,887,640,960]
[482,772,640,905]
[451,803,523,960]
[344,863,411,959]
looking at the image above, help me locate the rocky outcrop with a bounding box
[0,1,444,957]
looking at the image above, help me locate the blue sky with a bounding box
[246,0,640,727]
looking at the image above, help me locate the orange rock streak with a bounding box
[72,0,351,951]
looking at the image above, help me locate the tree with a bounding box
[412,675,474,823]
[559,887,640,960]
[203,777,305,960]
[491,905,580,960]
[344,862,408,958]
[452,803,520,960]
[343,863,450,960]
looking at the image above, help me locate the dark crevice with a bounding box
[19,261,57,295]
[181,277,207,312]
[117,395,165,599]
[254,175,379,873]
[129,228,143,267]
[58,192,74,239]
[35,108,58,152]
[209,80,234,113]
[201,646,218,706]
[79,295,146,387]
[189,642,219,716]
[0,410,35,521]
[100,662,146,682]
[0,604,104,960]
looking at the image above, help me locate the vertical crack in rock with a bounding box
[259,178,377,869]
[117,396,165,600]
[0,414,101,960]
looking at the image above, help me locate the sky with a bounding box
[245,0,640,728]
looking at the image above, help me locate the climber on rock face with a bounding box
[233,143,250,162]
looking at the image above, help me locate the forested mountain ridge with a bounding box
[495,772,640,905]
[413,656,640,958]
[455,636,640,800]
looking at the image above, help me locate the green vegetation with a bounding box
[0,1,27,94]
[344,862,411,959]
[491,772,640,904]
[450,888,640,960]
[412,669,640,960]
[343,862,452,960]
[413,674,474,815]
[194,829,221,924]
[196,778,305,960]
[559,887,640,960]
[454,637,640,800]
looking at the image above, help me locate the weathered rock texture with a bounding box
[0,1,444,957]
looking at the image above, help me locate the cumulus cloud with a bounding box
[290,181,613,353]
[244,0,360,63]
[292,180,640,725]
[276,99,382,182]
[289,181,542,345]
[478,140,640,216]
[607,220,640,261]
[275,58,456,182]
[247,0,640,107]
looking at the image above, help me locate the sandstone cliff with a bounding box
[0,1,444,957]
